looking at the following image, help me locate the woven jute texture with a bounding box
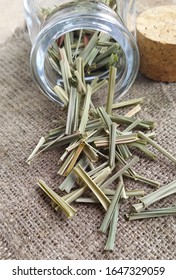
[0,29,176,260]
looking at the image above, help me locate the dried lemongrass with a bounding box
[129,142,157,160]
[58,149,75,176]
[119,175,127,199]
[29,24,176,252]
[138,131,176,164]
[83,142,99,163]
[104,203,120,251]
[100,156,139,190]
[109,123,117,168]
[123,118,141,133]
[37,179,76,218]
[95,43,119,63]
[79,31,98,65]
[76,197,99,203]
[92,167,112,186]
[26,137,45,164]
[97,106,112,128]
[125,104,142,117]
[64,142,85,176]
[78,85,92,134]
[73,30,83,58]
[65,87,77,135]
[88,161,108,176]
[106,66,117,115]
[74,164,111,210]
[64,32,73,64]
[74,70,86,93]
[53,85,69,106]
[133,179,176,212]
[115,151,136,178]
[63,186,86,204]
[100,181,123,233]
[94,133,139,147]
[112,98,144,109]
[126,206,176,221]
[91,79,108,94]
[58,156,89,192]
[111,115,154,129]
[124,171,160,188]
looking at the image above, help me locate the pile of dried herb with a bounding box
[27,60,176,250]
[26,5,176,251]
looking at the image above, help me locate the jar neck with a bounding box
[30,1,139,105]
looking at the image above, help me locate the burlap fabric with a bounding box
[0,29,176,260]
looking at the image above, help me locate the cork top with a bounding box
[137,5,176,45]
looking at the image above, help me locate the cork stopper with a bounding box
[137,5,176,82]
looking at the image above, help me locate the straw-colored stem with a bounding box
[100,181,123,233]
[37,179,76,218]
[100,156,139,190]
[138,131,176,164]
[126,206,176,220]
[64,142,85,176]
[106,66,117,115]
[112,98,144,109]
[74,164,111,210]
[78,85,92,134]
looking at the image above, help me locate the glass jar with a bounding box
[23,0,139,105]
[136,0,176,82]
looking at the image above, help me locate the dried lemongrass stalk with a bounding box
[58,156,89,193]
[65,87,77,135]
[100,156,139,190]
[104,203,120,251]
[129,142,157,160]
[64,142,85,176]
[100,181,123,233]
[106,66,117,115]
[74,164,111,210]
[58,149,75,176]
[138,131,176,164]
[37,179,76,218]
[126,206,176,220]
[111,115,154,129]
[62,186,86,204]
[79,31,98,64]
[92,167,112,186]
[75,197,99,203]
[97,106,112,128]
[109,123,117,168]
[83,142,99,163]
[78,85,92,134]
[64,32,73,64]
[88,161,108,177]
[119,175,127,199]
[74,70,86,93]
[133,179,176,212]
[53,85,69,106]
[94,133,139,147]
[91,79,108,94]
[125,104,142,117]
[73,30,83,58]
[112,98,144,109]
[26,137,45,164]
[123,118,142,133]
[124,171,160,188]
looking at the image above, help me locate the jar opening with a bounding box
[42,28,126,106]
[30,1,139,105]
